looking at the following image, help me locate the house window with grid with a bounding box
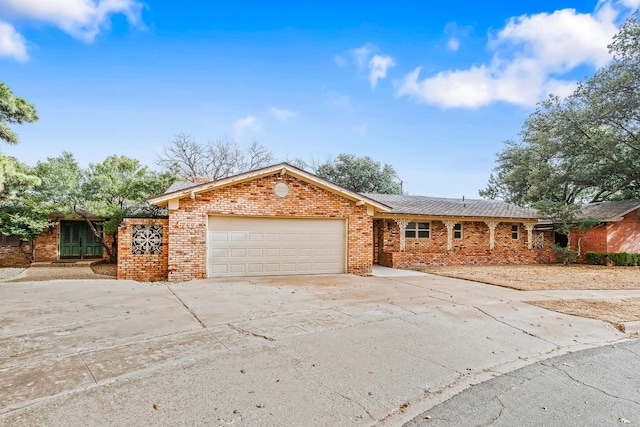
[453,223,462,239]
[405,222,430,239]
[511,225,519,239]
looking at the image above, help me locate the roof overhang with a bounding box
[147,163,391,213]
[372,212,540,223]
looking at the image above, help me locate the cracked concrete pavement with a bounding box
[405,339,640,426]
[0,272,637,426]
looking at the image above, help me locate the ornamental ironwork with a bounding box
[131,225,163,255]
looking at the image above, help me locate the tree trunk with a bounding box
[19,239,35,263]
[83,217,117,263]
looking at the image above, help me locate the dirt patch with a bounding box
[529,298,640,330]
[421,264,640,291]
[91,261,117,277]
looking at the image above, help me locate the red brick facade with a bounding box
[165,173,372,282]
[0,221,114,267]
[117,218,169,281]
[572,208,640,257]
[375,219,554,268]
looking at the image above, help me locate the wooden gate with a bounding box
[60,221,103,258]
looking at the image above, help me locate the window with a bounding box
[405,222,430,238]
[511,225,519,239]
[453,223,462,239]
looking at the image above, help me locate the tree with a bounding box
[481,13,640,205]
[158,133,274,181]
[314,153,403,194]
[33,153,176,263]
[0,82,38,145]
[0,155,49,262]
[0,154,40,201]
[534,201,600,265]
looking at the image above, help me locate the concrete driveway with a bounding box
[0,272,635,426]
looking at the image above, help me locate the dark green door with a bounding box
[60,221,103,258]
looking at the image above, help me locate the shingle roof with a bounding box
[579,199,640,222]
[363,193,539,219]
[164,180,200,194]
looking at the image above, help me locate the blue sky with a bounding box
[1,0,639,197]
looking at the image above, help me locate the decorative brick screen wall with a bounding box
[117,218,169,281]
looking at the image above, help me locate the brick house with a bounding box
[570,199,640,257]
[0,215,111,267]
[117,163,554,282]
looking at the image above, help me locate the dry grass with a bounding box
[421,264,640,291]
[529,298,640,329]
[421,264,640,327]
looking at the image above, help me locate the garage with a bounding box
[207,216,346,277]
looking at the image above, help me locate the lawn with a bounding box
[421,264,640,291]
[422,264,640,330]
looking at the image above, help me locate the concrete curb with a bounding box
[619,321,640,334]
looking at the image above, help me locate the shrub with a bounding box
[585,252,607,265]
[608,252,640,266]
[552,244,578,265]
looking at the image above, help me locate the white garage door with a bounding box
[207,217,346,277]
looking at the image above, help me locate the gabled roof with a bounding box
[579,199,640,222]
[147,162,391,211]
[363,193,539,220]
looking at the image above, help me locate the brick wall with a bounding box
[607,209,640,253]
[377,219,554,268]
[572,224,608,257]
[166,173,372,281]
[117,218,169,281]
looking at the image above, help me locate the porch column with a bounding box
[443,220,456,251]
[523,223,535,249]
[394,218,410,251]
[485,221,499,250]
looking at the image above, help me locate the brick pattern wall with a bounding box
[572,225,608,258]
[572,210,640,260]
[117,218,169,281]
[35,228,58,262]
[377,219,554,267]
[167,173,372,282]
[0,242,30,267]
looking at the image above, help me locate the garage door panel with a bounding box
[230,248,246,257]
[207,217,346,277]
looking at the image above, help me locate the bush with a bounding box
[585,252,607,265]
[584,252,640,266]
[552,244,578,265]
[607,252,640,266]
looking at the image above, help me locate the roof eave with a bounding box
[147,163,391,212]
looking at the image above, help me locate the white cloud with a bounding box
[444,22,465,52]
[0,21,28,61]
[0,0,143,61]
[269,107,297,121]
[619,0,640,8]
[397,4,625,108]
[232,115,260,140]
[345,44,396,88]
[447,38,460,52]
[351,44,373,68]
[368,55,395,88]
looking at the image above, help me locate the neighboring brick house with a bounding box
[364,193,554,268]
[570,199,640,257]
[118,163,554,282]
[0,215,111,267]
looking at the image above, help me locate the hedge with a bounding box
[585,251,640,266]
